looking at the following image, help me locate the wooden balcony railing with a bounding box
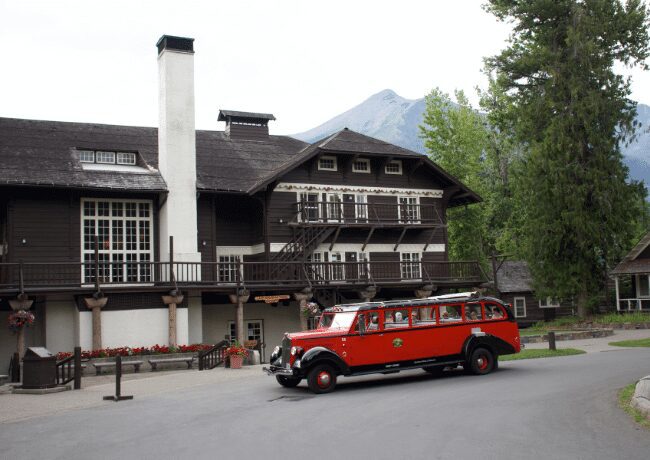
[0,260,483,291]
[295,200,443,225]
[617,298,650,311]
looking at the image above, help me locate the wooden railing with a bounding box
[0,260,483,291]
[617,298,650,311]
[55,347,82,389]
[295,200,444,225]
[198,340,229,370]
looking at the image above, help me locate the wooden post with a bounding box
[103,355,133,402]
[548,331,556,351]
[73,346,82,390]
[614,276,620,312]
[11,352,20,383]
[229,289,250,344]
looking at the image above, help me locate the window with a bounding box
[329,252,344,281]
[539,297,560,308]
[228,320,263,346]
[318,156,337,171]
[411,305,436,327]
[79,150,95,163]
[440,304,462,322]
[385,160,402,175]
[352,158,370,173]
[218,254,241,282]
[355,194,368,221]
[326,193,343,222]
[464,302,483,321]
[78,149,137,165]
[401,252,421,279]
[81,199,153,284]
[299,192,320,222]
[358,252,370,279]
[384,308,410,329]
[399,196,420,223]
[638,275,649,298]
[513,297,526,318]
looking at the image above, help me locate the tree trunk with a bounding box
[576,290,589,318]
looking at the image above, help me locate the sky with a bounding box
[1,0,650,135]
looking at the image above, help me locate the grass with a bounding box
[500,348,586,361]
[609,338,650,347]
[618,383,650,430]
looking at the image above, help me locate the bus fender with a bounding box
[462,334,516,359]
[299,347,350,375]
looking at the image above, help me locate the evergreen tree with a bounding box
[485,0,650,316]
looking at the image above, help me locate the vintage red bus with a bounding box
[264,292,520,393]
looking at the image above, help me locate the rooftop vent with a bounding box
[218,110,275,140]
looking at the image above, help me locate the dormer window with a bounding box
[352,158,371,173]
[318,156,337,171]
[78,149,137,166]
[385,160,402,175]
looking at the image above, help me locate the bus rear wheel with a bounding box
[307,364,337,394]
[276,375,301,388]
[468,348,495,375]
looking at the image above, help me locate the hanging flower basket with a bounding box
[8,310,35,333]
[300,302,320,317]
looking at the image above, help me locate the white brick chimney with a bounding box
[156,35,201,267]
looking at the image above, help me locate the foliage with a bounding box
[485,0,650,316]
[225,342,249,358]
[619,383,650,429]
[8,310,35,333]
[609,337,650,347]
[499,348,586,361]
[55,343,214,361]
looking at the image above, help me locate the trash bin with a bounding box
[22,347,57,389]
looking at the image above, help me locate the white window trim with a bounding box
[80,198,154,284]
[116,152,137,165]
[318,155,338,171]
[385,160,403,175]
[398,196,421,223]
[636,274,650,298]
[539,296,561,308]
[514,296,527,318]
[352,158,371,173]
[400,251,422,281]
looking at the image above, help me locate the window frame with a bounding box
[116,152,137,165]
[637,274,650,298]
[539,296,561,308]
[352,158,371,174]
[400,252,421,280]
[398,196,421,223]
[318,155,338,171]
[385,160,403,175]
[513,297,526,318]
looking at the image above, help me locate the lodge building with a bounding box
[0,35,483,367]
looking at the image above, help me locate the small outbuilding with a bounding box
[611,232,650,312]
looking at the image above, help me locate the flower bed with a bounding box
[56,343,213,361]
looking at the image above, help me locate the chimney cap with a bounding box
[218,110,276,123]
[156,35,194,55]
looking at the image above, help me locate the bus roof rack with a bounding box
[425,291,479,301]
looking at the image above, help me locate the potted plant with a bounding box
[225,342,249,369]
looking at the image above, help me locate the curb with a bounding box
[631,375,650,420]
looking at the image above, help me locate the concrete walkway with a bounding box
[524,328,650,353]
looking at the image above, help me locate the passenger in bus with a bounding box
[491,309,503,319]
[395,312,404,323]
[385,312,394,323]
[469,311,479,321]
[368,315,379,330]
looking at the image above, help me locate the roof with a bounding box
[611,232,650,275]
[0,118,166,192]
[495,261,533,293]
[218,110,276,122]
[324,294,503,313]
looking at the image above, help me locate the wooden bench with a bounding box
[93,360,143,375]
[147,357,194,371]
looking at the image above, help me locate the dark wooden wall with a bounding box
[500,291,574,324]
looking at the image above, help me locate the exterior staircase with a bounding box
[271,226,335,263]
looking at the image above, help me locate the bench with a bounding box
[148,357,194,371]
[0,374,8,383]
[93,360,143,375]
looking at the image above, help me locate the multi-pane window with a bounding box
[514,297,526,318]
[78,149,137,165]
[401,252,421,279]
[352,158,370,173]
[539,297,560,308]
[82,199,153,284]
[385,160,402,175]
[329,252,344,281]
[318,156,337,171]
[399,197,420,223]
[300,192,320,222]
[355,194,368,221]
[218,254,241,282]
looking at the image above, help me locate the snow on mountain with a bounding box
[293,89,650,193]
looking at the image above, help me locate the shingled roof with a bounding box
[611,232,650,275]
[496,261,534,293]
[0,118,166,192]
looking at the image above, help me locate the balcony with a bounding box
[0,260,484,293]
[293,200,444,227]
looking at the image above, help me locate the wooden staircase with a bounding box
[271,226,336,263]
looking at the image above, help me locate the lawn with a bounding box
[608,338,650,348]
[618,383,650,430]
[500,348,586,361]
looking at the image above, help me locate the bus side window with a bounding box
[464,303,482,321]
[385,309,409,328]
[440,304,462,322]
[412,306,437,327]
[485,303,504,320]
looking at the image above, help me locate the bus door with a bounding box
[381,307,414,364]
[344,311,387,368]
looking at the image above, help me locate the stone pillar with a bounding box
[294,288,313,331]
[358,285,378,303]
[415,284,435,299]
[9,295,33,359]
[229,289,250,345]
[83,296,108,351]
[162,293,185,347]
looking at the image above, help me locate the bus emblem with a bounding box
[392,338,403,348]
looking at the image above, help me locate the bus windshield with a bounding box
[319,312,356,330]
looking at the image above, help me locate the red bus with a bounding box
[264,292,520,393]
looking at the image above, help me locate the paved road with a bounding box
[1,349,649,460]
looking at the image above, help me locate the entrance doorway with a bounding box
[229,320,265,362]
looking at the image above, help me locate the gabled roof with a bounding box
[495,261,533,293]
[611,232,650,275]
[0,118,166,192]
[248,128,482,207]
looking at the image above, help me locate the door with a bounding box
[343,194,356,222]
[300,192,320,222]
[326,193,343,222]
[229,320,265,362]
[345,252,358,281]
